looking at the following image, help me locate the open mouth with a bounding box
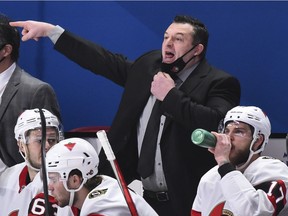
[163,51,175,62]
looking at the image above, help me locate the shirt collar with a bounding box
[176,62,199,83]
[0,62,16,88]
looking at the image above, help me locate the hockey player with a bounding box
[0,108,74,215]
[191,106,288,216]
[46,137,158,215]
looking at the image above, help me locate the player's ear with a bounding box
[68,174,82,190]
[253,134,264,151]
[18,140,25,152]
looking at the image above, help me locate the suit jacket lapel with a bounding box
[108,51,162,152]
[179,59,210,94]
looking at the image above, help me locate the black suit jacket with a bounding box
[55,31,241,216]
[0,65,61,167]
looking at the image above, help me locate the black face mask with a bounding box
[161,44,198,79]
[0,56,5,63]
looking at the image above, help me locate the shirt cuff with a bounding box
[218,162,236,178]
[48,25,65,44]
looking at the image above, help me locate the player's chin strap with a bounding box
[64,179,86,206]
[69,191,75,206]
[39,108,51,216]
[19,148,40,172]
[236,136,260,171]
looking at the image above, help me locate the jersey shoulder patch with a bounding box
[261,156,275,159]
[88,188,108,199]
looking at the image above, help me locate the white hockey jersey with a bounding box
[0,162,74,216]
[192,156,288,216]
[79,175,158,216]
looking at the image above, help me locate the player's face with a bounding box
[162,22,195,64]
[25,127,58,169]
[48,172,70,207]
[224,121,253,166]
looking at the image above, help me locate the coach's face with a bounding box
[162,22,195,65]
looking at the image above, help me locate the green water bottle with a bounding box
[191,128,216,148]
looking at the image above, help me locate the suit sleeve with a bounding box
[54,31,132,87]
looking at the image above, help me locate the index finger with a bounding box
[9,21,26,28]
[161,72,167,78]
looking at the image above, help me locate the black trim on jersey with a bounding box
[218,163,236,178]
[254,180,287,215]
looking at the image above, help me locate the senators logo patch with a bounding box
[222,209,234,216]
[262,156,274,160]
[88,188,108,199]
[210,202,234,216]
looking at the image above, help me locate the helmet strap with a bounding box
[19,144,40,172]
[236,136,259,171]
[68,191,75,206]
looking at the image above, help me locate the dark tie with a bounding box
[137,99,162,179]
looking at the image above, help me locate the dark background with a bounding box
[2,1,288,133]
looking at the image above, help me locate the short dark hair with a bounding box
[0,13,20,61]
[173,15,209,58]
[69,169,101,191]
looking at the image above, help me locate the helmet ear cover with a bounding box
[253,134,265,151]
[64,169,83,192]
